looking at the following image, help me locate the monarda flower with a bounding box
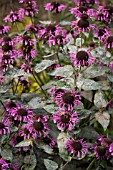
[94,26,111,42]
[91,135,112,160]
[92,143,110,160]
[0,121,10,135]
[70,50,95,67]
[42,136,56,148]
[74,0,99,6]
[53,89,81,110]
[20,118,50,139]
[98,135,112,147]
[5,100,17,111]
[44,2,66,13]
[0,36,18,71]
[0,158,9,170]
[53,110,79,131]
[4,9,24,23]
[105,36,113,49]
[70,6,95,19]
[71,18,95,37]
[21,63,32,73]
[19,0,38,17]
[95,6,111,23]
[66,137,88,158]
[0,25,10,35]
[8,103,33,123]
[16,35,37,60]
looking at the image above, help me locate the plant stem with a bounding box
[86,158,96,170]
[32,71,48,98]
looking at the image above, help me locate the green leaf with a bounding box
[95,111,110,131]
[1,149,13,161]
[24,154,37,170]
[0,85,12,93]
[35,60,55,73]
[77,76,100,91]
[83,65,109,79]
[43,104,59,114]
[44,159,58,170]
[28,97,46,109]
[48,65,73,78]
[78,127,99,139]
[107,73,113,82]
[37,143,53,154]
[57,132,71,161]
[94,91,108,109]
[15,139,32,147]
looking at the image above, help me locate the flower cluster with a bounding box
[92,135,113,160]
[45,2,66,13]
[66,137,88,158]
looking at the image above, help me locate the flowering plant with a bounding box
[0,0,113,169]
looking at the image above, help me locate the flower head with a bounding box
[19,0,38,17]
[0,120,10,135]
[19,114,50,139]
[70,49,96,67]
[52,89,81,110]
[8,103,33,123]
[4,9,24,23]
[42,135,56,148]
[91,135,112,160]
[44,2,66,13]
[0,158,9,170]
[0,25,10,35]
[53,110,79,131]
[66,137,88,158]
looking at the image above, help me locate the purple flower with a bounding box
[42,136,56,148]
[0,159,9,170]
[53,110,79,131]
[0,36,18,72]
[98,135,112,147]
[21,63,32,73]
[4,9,24,23]
[5,100,17,111]
[74,0,99,6]
[8,103,33,123]
[19,115,50,139]
[95,6,111,23]
[105,35,113,48]
[18,78,32,87]
[91,135,112,160]
[44,2,66,13]
[66,137,88,158]
[109,143,113,156]
[70,6,95,19]
[51,89,81,110]
[0,25,10,35]
[19,0,38,17]
[0,120,10,135]
[70,50,96,67]
[71,19,95,37]
[94,26,111,41]
[16,35,37,60]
